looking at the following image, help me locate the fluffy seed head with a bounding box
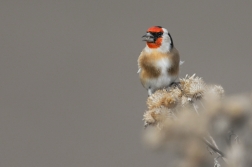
[143,107,171,127]
[180,74,206,100]
[147,89,178,110]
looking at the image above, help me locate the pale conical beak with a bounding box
[142,32,154,42]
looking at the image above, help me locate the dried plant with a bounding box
[142,74,252,167]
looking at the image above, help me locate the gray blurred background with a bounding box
[0,1,252,167]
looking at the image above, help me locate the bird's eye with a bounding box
[156,32,162,37]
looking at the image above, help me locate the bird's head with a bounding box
[142,26,173,50]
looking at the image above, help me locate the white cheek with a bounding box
[158,28,171,53]
[158,39,171,53]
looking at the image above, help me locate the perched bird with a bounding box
[138,26,181,95]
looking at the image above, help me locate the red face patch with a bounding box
[147,26,164,33]
[147,38,162,48]
[146,26,163,48]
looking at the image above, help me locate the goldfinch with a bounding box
[138,26,181,95]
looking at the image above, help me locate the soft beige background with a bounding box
[1,1,252,167]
